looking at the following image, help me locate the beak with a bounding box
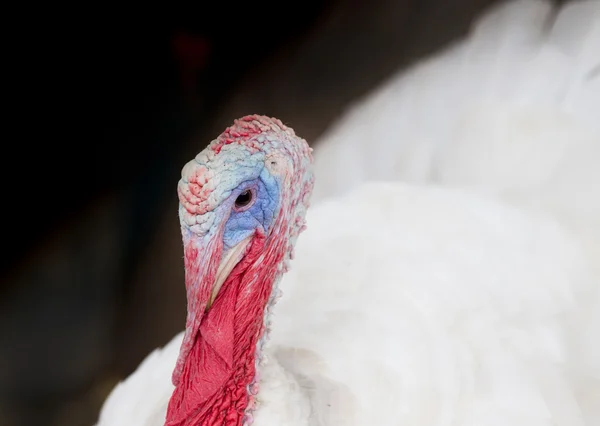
[207,236,253,308]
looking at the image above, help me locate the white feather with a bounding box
[98,183,599,425]
[263,183,598,426]
[97,334,178,426]
[312,0,600,207]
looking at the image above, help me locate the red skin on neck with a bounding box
[165,231,285,426]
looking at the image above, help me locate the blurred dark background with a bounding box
[1,0,509,424]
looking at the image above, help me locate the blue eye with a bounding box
[234,189,255,211]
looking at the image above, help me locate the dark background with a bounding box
[0,0,528,424]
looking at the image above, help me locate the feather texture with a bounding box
[263,182,598,426]
[312,0,600,208]
[99,183,599,425]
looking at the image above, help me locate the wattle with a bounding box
[165,234,276,426]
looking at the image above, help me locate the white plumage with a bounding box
[312,0,600,210]
[99,183,599,425]
[97,0,600,424]
[261,183,598,426]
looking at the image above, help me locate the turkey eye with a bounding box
[234,189,254,210]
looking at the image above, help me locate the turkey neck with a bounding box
[165,228,289,426]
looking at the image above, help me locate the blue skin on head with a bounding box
[222,166,280,251]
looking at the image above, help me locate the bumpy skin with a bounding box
[166,115,314,425]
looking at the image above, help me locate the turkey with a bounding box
[97,114,599,426]
[96,0,600,423]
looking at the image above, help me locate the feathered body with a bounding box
[313,0,600,218]
[97,0,600,425]
[99,182,599,425]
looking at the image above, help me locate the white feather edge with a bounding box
[96,332,181,426]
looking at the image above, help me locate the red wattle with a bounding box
[166,233,282,426]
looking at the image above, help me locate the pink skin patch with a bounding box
[178,165,214,216]
[211,116,285,154]
[165,115,314,426]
